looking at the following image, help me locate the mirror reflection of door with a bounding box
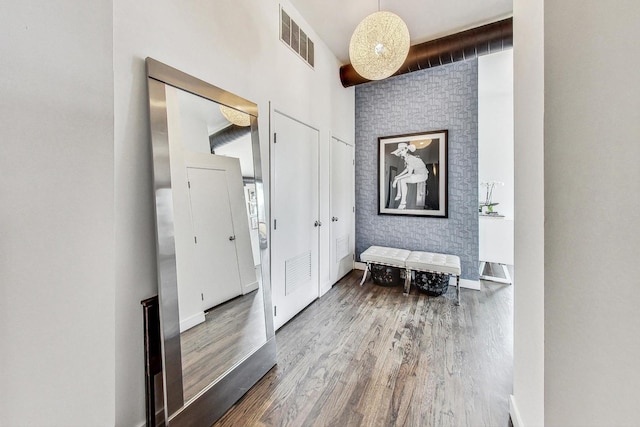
[186,166,242,311]
[330,137,355,284]
[148,59,276,423]
[271,110,319,330]
[163,84,268,404]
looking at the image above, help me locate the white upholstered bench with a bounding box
[360,246,462,305]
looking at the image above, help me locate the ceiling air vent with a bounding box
[280,6,314,68]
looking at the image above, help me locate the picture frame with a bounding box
[378,130,448,217]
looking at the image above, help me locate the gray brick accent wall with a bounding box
[355,60,479,280]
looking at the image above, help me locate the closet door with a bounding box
[187,167,243,310]
[330,137,355,284]
[271,111,319,330]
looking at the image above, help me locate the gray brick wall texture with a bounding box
[355,60,479,280]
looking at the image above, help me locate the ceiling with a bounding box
[288,0,513,64]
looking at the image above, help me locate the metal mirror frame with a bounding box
[146,57,276,426]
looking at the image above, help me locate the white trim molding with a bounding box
[179,311,206,333]
[456,278,481,291]
[509,395,524,427]
[243,280,259,294]
[320,281,333,297]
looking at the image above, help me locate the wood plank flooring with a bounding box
[214,270,513,427]
[181,289,267,402]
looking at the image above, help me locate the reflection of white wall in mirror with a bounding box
[177,88,227,152]
[180,114,212,154]
[166,86,205,332]
[214,137,255,178]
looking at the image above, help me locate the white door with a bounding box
[330,137,355,284]
[271,111,319,330]
[187,167,243,310]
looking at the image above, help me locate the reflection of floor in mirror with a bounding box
[214,270,513,427]
[180,288,267,403]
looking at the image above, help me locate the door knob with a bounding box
[332,216,339,222]
[229,235,236,241]
[314,221,319,227]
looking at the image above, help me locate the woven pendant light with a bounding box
[349,9,410,81]
[219,105,251,127]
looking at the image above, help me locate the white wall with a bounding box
[478,50,514,219]
[511,0,545,424]
[514,1,640,426]
[544,0,640,425]
[478,50,514,267]
[0,1,115,426]
[113,0,354,425]
[165,86,208,332]
[0,0,353,425]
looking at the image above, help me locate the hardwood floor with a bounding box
[214,270,513,427]
[181,289,267,402]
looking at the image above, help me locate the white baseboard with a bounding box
[454,278,481,291]
[354,261,366,270]
[180,311,205,333]
[320,281,332,297]
[243,280,259,294]
[509,395,524,427]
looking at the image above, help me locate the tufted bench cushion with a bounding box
[360,246,411,267]
[405,252,461,276]
[359,246,462,305]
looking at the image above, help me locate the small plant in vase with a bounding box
[480,181,504,215]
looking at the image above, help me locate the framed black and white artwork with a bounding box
[378,130,448,217]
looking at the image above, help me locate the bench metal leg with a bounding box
[359,263,370,286]
[456,275,460,306]
[403,269,411,296]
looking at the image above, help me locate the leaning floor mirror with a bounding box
[146,58,276,426]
